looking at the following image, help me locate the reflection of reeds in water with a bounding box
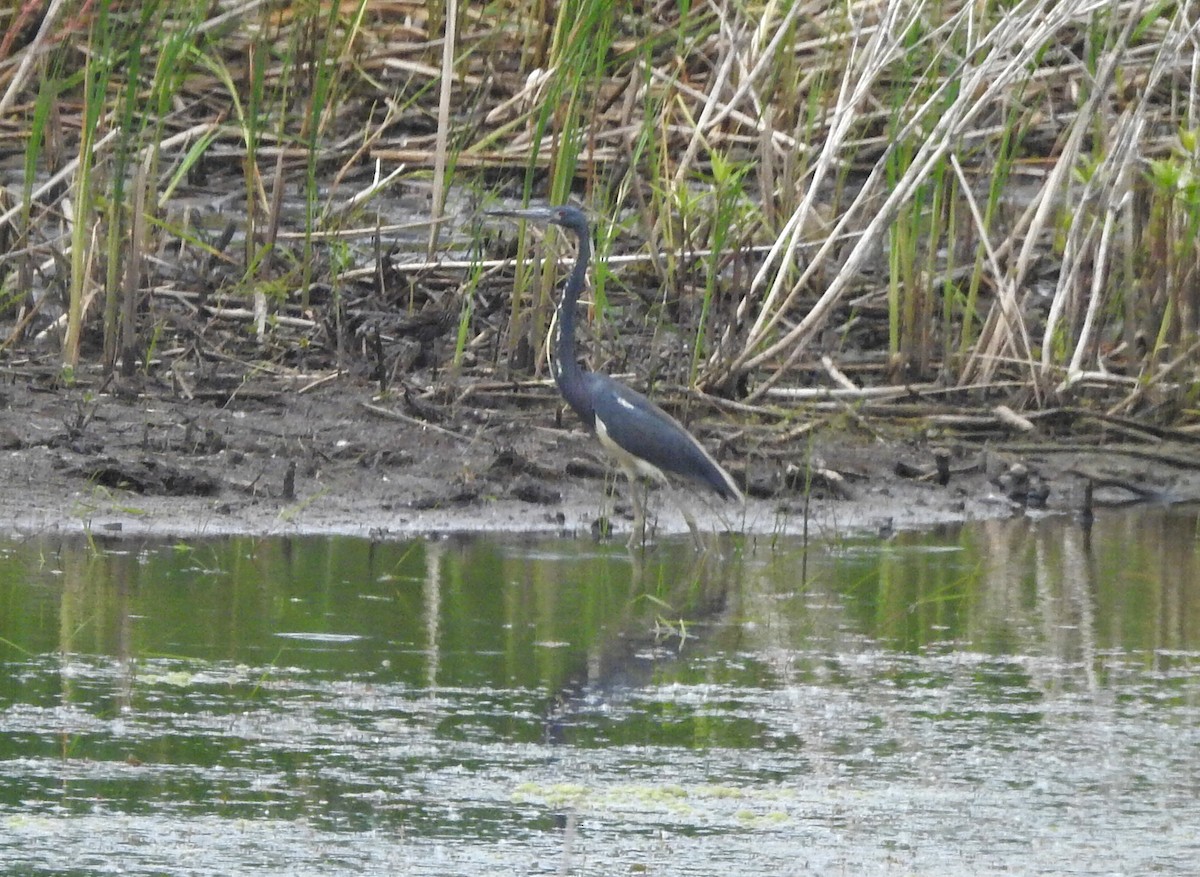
[974,516,1101,677]
[975,511,1200,687]
[745,512,1200,686]
[4,0,1198,424]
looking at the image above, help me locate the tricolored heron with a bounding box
[488,204,743,546]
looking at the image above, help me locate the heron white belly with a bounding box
[595,413,668,483]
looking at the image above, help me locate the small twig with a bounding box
[203,306,316,330]
[1108,336,1200,417]
[297,372,341,394]
[820,356,860,392]
[1005,443,1200,471]
[359,400,475,442]
[992,405,1035,433]
[766,383,938,401]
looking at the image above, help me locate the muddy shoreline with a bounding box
[0,366,1179,544]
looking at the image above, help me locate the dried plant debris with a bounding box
[0,0,1196,535]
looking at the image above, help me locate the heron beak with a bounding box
[485,207,557,223]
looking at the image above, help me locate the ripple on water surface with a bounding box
[1,512,1198,875]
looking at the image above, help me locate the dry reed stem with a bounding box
[0,0,68,117]
[715,0,916,368]
[949,153,1036,394]
[427,0,458,259]
[722,0,1138,401]
[1033,4,1195,393]
[1,0,1196,419]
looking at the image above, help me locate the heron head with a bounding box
[486,204,588,233]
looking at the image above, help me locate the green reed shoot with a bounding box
[503,0,617,372]
[691,152,753,387]
[0,0,1195,424]
[64,3,117,371]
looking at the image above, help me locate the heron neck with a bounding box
[553,228,593,424]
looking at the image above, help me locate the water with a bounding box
[1,510,1198,875]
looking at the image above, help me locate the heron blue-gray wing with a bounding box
[584,372,741,500]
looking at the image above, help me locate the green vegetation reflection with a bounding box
[1,512,1197,871]
[0,512,1196,681]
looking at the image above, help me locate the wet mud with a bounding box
[1,366,1195,542]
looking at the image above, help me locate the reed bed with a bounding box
[0,0,1197,431]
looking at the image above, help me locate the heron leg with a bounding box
[666,486,704,550]
[681,501,704,551]
[625,473,647,549]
